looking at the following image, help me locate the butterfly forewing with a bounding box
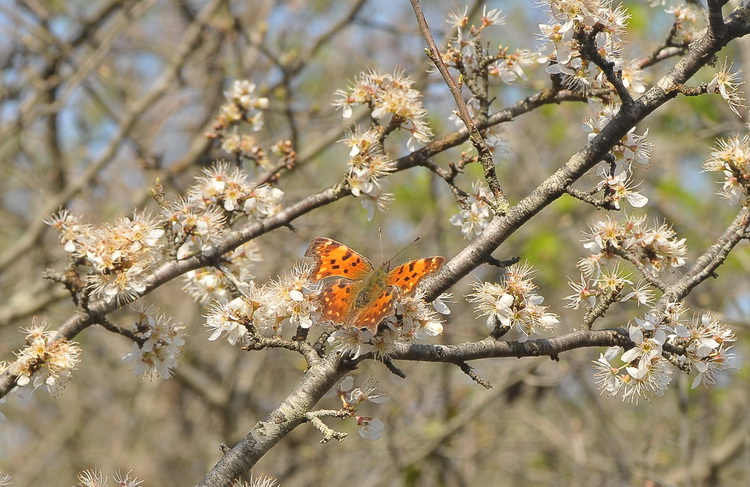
[305,237,373,281]
[386,257,446,294]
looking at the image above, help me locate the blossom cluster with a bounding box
[579,214,686,276]
[538,0,641,94]
[441,1,718,100]
[467,263,559,341]
[582,107,653,214]
[0,318,81,396]
[122,304,187,380]
[214,80,269,134]
[565,267,654,311]
[314,69,431,220]
[46,210,165,304]
[583,101,653,170]
[187,161,283,218]
[182,241,262,305]
[209,80,274,166]
[565,213,673,311]
[334,375,390,440]
[594,309,736,403]
[450,181,495,240]
[444,6,535,85]
[333,70,433,151]
[341,128,396,221]
[204,263,321,344]
[166,163,280,304]
[702,134,750,204]
[46,163,281,307]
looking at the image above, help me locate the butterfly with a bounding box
[305,237,445,331]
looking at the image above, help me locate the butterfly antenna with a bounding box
[379,227,385,264]
[388,235,422,264]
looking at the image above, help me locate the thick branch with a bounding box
[196,327,628,485]
[196,353,351,486]
[387,329,629,363]
[420,8,750,301]
[662,206,750,304]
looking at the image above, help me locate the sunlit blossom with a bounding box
[357,416,385,440]
[327,328,374,360]
[703,134,750,203]
[205,296,260,345]
[450,181,495,239]
[707,59,746,116]
[266,263,321,329]
[9,317,81,395]
[467,263,558,340]
[564,274,597,309]
[122,304,186,380]
[333,70,432,148]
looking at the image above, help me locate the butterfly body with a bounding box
[353,269,386,307]
[305,237,444,331]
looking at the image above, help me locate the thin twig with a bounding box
[380,356,406,379]
[409,0,506,205]
[455,361,492,389]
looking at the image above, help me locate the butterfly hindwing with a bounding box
[305,237,373,281]
[352,287,398,330]
[318,278,359,324]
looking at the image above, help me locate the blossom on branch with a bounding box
[580,214,686,274]
[468,263,559,341]
[333,70,433,150]
[3,317,81,396]
[46,210,165,304]
[450,181,495,240]
[122,304,186,380]
[341,128,396,221]
[707,59,746,117]
[702,134,750,204]
[593,308,736,402]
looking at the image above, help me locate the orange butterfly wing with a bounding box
[318,279,360,324]
[306,238,373,325]
[386,257,446,294]
[351,287,398,330]
[306,237,445,330]
[305,237,373,281]
[351,257,444,330]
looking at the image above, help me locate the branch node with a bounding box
[486,256,519,268]
[454,360,492,389]
[306,414,348,443]
[381,356,407,379]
